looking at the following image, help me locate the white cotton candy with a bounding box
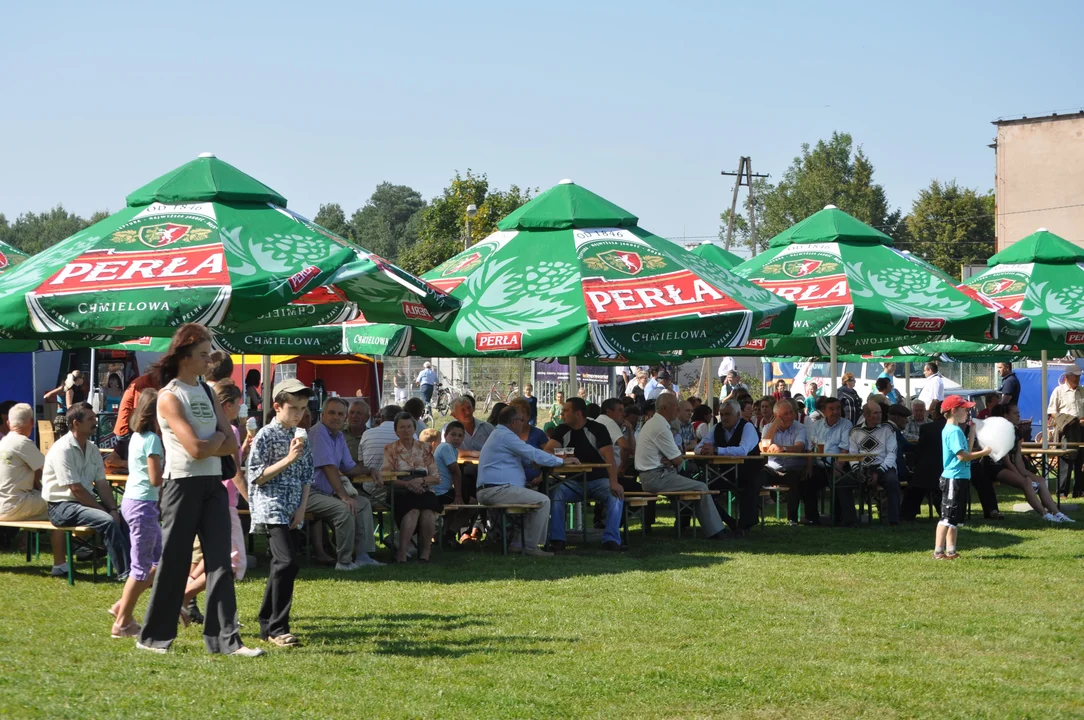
[974,417,1016,462]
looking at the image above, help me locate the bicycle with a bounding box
[434,382,472,417]
[481,381,518,414]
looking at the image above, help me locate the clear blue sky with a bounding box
[1,1,1078,244]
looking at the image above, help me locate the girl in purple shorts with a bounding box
[110,389,165,638]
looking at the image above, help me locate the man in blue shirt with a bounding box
[997,362,1021,406]
[478,405,577,556]
[415,362,439,410]
[307,398,383,571]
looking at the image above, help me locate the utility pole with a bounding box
[721,157,769,254]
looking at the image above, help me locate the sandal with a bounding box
[264,633,300,647]
[111,621,141,639]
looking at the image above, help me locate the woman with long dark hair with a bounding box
[136,324,260,657]
[244,369,262,420]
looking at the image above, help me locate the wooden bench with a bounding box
[0,519,103,586]
[437,503,543,555]
[623,490,720,538]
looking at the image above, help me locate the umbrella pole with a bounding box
[905,363,911,400]
[569,357,579,398]
[1042,350,1049,449]
[89,348,96,410]
[261,355,272,420]
[517,359,525,398]
[829,336,838,396]
[374,358,383,409]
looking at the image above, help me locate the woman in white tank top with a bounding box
[136,324,262,657]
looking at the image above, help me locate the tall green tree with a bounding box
[902,180,995,278]
[313,202,353,240]
[0,205,99,255]
[350,183,426,263]
[757,132,900,242]
[398,170,533,275]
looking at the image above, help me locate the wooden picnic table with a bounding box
[761,451,875,525]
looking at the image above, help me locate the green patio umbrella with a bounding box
[341,179,796,360]
[0,154,459,340]
[689,241,744,270]
[0,239,29,277]
[730,205,1025,392]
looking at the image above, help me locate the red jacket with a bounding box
[115,373,160,437]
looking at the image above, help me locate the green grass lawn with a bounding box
[1,489,1082,719]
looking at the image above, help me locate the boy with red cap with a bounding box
[936,395,991,560]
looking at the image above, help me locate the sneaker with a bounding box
[1044,512,1059,523]
[227,645,266,657]
[508,542,523,553]
[601,541,629,552]
[354,556,385,567]
[1055,512,1076,523]
[549,540,566,553]
[335,561,361,571]
[50,563,69,577]
[186,600,204,625]
[135,641,167,654]
[523,547,554,558]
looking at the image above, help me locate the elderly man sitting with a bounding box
[0,403,68,575]
[41,403,131,579]
[805,396,855,526]
[307,397,384,570]
[359,405,403,502]
[696,399,761,535]
[904,400,930,443]
[477,405,575,557]
[636,393,729,540]
[343,399,370,462]
[759,399,807,525]
[848,402,901,525]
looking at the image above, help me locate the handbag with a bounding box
[200,382,238,480]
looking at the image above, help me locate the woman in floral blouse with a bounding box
[381,412,440,563]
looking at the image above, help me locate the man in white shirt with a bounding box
[917,362,945,411]
[718,356,736,379]
[359,405,404,502]
[0,403,68,574]
[634,393,728,539]
[596,399,630,470]
[1048,365,1084,495]
[41,402,131,580]
[805,397,856,526]
[759,399,807,525]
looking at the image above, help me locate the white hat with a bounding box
[423,361,432,368]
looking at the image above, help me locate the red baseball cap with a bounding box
[941,395,975,411]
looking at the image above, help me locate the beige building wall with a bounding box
[995,113,1084,251]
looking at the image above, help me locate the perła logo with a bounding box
[402,302,433,322]
[598,250,644,275]
[582,270,740,324]
[476,332,522,351]
[38,245,229,294]
[1065,331,1084,345]
[287,266,321,293]
[0,251,7,269]
[752,275,850,308]
[904,317,946,332]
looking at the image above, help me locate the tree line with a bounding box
[719,131,996,276]
[0,133,995,279]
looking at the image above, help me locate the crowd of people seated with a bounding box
[0,347,1078,654]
